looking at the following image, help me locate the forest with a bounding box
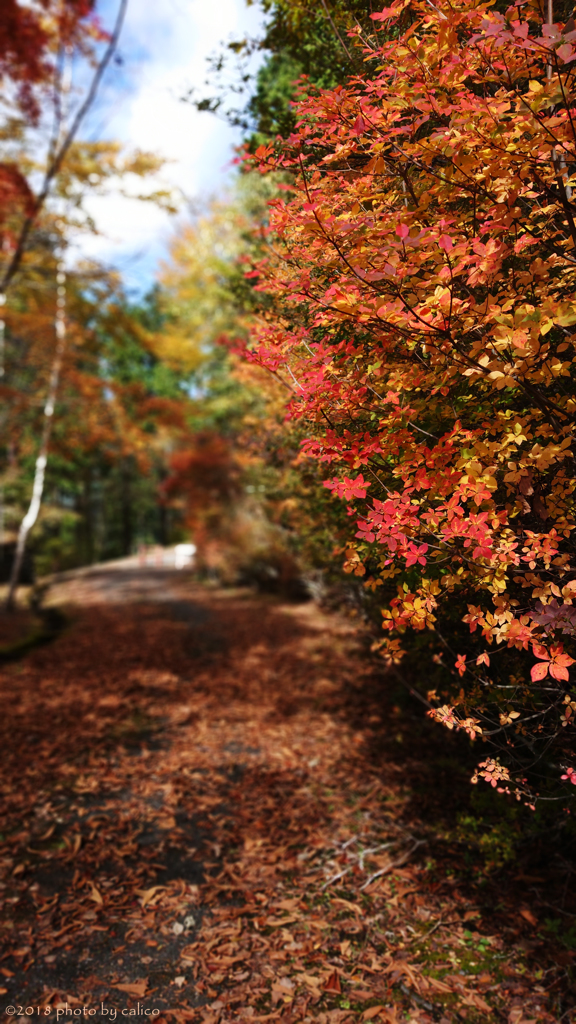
[1,0,576,1020]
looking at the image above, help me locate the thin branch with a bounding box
[319,0,354,63]
[406,917,460,946]
[359,840,426,890]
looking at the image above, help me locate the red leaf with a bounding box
[370,8,396,19]
[455,654,466,677]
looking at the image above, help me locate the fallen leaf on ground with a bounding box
[113,980,148,998]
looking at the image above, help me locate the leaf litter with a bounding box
[0,564,572,1023]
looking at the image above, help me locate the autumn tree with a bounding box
[155,178,310,588]
[0,0,102,248]
[0,0,184,602]
[239,0,576,806]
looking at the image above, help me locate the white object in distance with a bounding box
[174,543,196,569]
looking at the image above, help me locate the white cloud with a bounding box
[71,0,264,291]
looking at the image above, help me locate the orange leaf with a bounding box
[530,662,549,682]
[550,663,570,681]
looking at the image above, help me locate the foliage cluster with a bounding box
[155,179,308,590]
[236,0,576,807]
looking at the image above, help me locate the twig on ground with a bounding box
[322,866,354,890]
[406,916,460,946]
[322,839,397,888]
[358,841,395,872]
[359,839,426,891]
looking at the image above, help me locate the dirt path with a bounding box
[0,566,570,1023]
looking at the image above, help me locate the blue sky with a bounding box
[70,0,265,293]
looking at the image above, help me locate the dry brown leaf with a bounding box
[207,952,249,967]
[332,897,362,915]
[113,980,148,998]
[69,834,82,856]
[395,886,420,900]
[519,908,538,927]
[382,959,421,988]
[323,970,342,994]
[477,972,493,984]
[88,886,103,905]
[137,885,167,908]
[508,1012,537,1024]
[464,992,492,1013]
[421,975,454,994]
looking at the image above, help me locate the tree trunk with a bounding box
[5,295,66,611]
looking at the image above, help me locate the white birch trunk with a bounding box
[5,269,66,610]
